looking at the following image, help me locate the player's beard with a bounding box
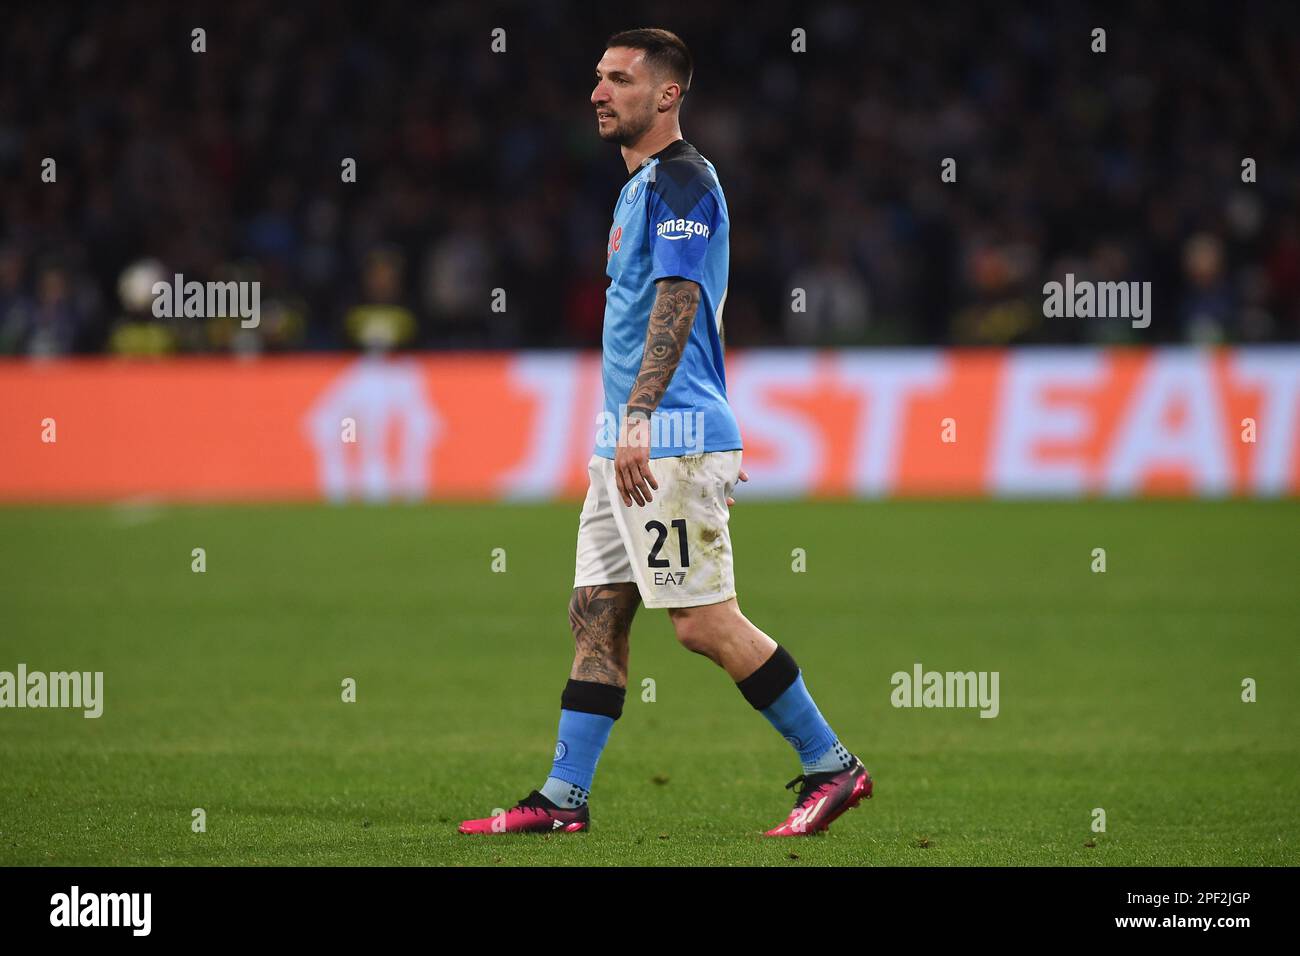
[598,106,653,146]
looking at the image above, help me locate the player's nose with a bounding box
[591,83,609,106]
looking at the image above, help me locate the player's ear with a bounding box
[659,81,682,112]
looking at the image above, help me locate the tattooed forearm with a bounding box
[568,584,639,686]
[625,278,701,418]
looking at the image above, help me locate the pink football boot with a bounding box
[458,791,590,834]
[764,757,873,836]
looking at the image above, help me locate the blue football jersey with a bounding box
[595,139,743,459]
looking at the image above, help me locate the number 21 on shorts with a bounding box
[646,519,689,583]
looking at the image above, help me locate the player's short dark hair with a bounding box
[605,28,693,97]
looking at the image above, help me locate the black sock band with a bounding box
[561,679,627,720]
[736,645,799,710]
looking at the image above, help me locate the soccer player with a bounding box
[459,28,871,837]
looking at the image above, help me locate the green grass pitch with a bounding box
[1,499,1296,866]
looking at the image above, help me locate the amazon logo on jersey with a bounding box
[655,218,710,241]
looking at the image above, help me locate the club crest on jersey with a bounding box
[625,180,641,203]
[656,218,710,241]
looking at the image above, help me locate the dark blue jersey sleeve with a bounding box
[646,162,721,286]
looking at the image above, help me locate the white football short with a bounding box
[573,450,743,609]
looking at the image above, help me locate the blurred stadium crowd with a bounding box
[1,0,1297,356]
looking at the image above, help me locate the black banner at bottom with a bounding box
[0,865,1282,941]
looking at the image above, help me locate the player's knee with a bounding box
[568,585,637,643]
[668,608,719,657]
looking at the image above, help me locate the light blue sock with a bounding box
[539,775,589,808]
[760,673,854,775]
[538,709,614,808]
[803,739,854,775]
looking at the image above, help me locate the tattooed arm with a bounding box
[626,277,701,419]
[614,276,701,507]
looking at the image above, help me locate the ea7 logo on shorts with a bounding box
[653,571,686,586]
[655,218,710,241]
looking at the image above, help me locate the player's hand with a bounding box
[726,468,749,507]
[615,414,658,507]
